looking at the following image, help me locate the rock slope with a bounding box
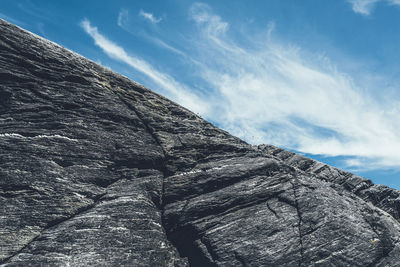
[1,19,400,266]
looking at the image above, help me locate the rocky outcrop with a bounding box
[259,145,400,222]
[1,19,400,266]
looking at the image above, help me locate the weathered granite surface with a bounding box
[1,18,400,266]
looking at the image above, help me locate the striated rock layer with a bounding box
[1,19,400,266]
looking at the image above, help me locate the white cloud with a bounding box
[80,19,208,115]
[139,10,162,24]
[117,9,129,27]
[190,3,228,34]
[348,0,380,15]
[348,0,400,15]
[186,3,400,169]
[190,3,230,49]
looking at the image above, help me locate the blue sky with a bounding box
[2,0,400,188]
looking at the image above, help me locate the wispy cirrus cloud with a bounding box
[80,19,208,115]
[139,9,162,24]
[117,9,185,56]
[348,0,380,15]
[348,0,400,15]
[187,3,400,169]
[81,3,400,170]
[17,0,54,21]
[117,9,129,27]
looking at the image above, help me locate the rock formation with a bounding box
[1,19,400,266]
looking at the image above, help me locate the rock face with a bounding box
[1,18,400,266]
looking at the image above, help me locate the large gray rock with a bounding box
[1,19,400,266]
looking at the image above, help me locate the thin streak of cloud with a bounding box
[117,9,185,56]
[139,9,162,24]
[266,21,275,41]
[80,19,208,115]
[117,9,129,27]
[37,22,47,38]
[145,35,186,56]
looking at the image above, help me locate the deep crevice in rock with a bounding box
[113,91,193,264]
[114,91,217,266]
[166,225,217,267]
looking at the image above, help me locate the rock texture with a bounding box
[1,18,400,266]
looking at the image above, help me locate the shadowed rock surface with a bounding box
[1,19,400,266]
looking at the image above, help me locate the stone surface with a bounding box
[1,18,400,266]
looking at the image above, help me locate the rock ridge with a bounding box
[1,18,400,266]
